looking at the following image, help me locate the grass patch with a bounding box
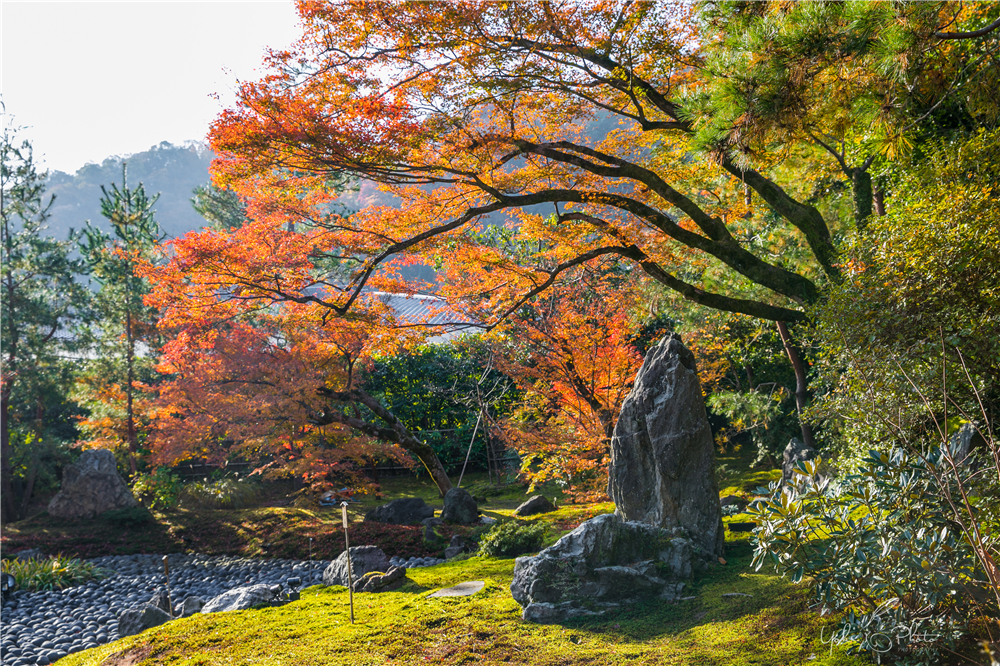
[55,543,864,666]
[1,554,110,592]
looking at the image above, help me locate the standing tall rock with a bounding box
[608,335,724,558]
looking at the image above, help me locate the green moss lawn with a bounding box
[5,451,870,665]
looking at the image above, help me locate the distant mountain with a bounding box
[45,141,215,240]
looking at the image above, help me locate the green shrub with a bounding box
[179,477,262,510]
[750,450,996,665]
[100,506,155,527]
[1,555,110,592]
[131,467,183,510]
[478,519,546,558]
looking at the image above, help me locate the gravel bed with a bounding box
[0,551,446,665]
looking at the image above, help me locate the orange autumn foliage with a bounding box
[490,269,645,501]
[141,225,454,494]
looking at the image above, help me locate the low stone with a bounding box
[513,495,557,517]
[510,513,705,624]
[781,438,816,486]
[47,449,139,520]
[440,487,478,524]
[117,604,171,637]
[201,585,276,613]
[322,546,390,587]
[421,517,444,542]
[719,495,747,510]
[178,596,204,617]
[13,549,44,562]
[428,581,485,598]
[352,566,408,593]
[364,497,434,525]
[444,535,467,560]
[480,515,497,525]
[148,591,171,614]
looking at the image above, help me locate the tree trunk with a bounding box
[776,321,815,449]
[321,387,454,497]
[1,267,18,524]
[852,169,873,230]
[0,389,15,524]
[125,307,137,475]
[873,185,886,217]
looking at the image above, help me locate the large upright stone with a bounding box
[47,449,139,520]
[608,335,724,558]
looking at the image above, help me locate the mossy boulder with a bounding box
[511,513,707,624]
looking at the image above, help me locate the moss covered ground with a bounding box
[57,531,864,666]
[6,454,871,665]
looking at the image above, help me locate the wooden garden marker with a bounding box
[342,502,355,624]
[162,555,174,619]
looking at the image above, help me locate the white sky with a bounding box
[0,1,302,173]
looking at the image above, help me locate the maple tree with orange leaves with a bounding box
[197,0,837,449]
[490,266,645,500]
[143,223,457,495]
[146,0,999,487]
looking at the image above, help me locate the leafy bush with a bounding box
[478,519,546,558]
[100,506,155,527]
[131,467,183,510]
[750,451,997,665]
[179,477,262,510]
[1,555,110,592]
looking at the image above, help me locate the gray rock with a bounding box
[13,549,44,562]
[47,449,139,520]
[781,437,816,486]
[364,497,435,525]
[421,516,444,542]
[148,591,171,615]
[352,566,408,593]
[608,335,725,558]
[201,585,276,613]
[444,535,467,559]
[178,596,204,618]
[720,495,748,510]
[322,546,390,587]
[513,495,557,517]
[116,604,170,637]
[440,487,478,524]
[949,422,982,466]
[510,513,702,624]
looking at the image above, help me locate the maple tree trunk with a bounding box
[323,388,454,497]
[776,322,815,449]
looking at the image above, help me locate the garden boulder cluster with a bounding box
[513,336,723,624]
[510,513,705,623]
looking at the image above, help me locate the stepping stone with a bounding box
[428,581,485,598]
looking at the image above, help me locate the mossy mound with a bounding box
[57,545,864,666]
